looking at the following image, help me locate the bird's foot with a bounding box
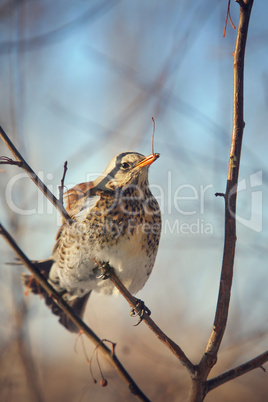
[130,298,151,326]
[96,262,112,280]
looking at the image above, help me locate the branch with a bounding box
[1,125,194,374]
[0,223,150,402]
[188,1,255,401]
[201,0,254,367]
[105,267,195,375]
[58,160,68,205]
[0,124,195,393]
[203,0,254,362]
[207,351,268,392]
[235,0,246,8]
[223,0,236,38]
[0,126,72,224]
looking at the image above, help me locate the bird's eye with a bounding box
[121,162,130,169]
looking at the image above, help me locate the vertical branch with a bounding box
[188,1,254,401]
[206,0,254,359]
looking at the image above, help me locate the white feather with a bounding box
[75,195,100,222]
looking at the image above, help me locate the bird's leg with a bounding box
[95,259,151,325]
[96,261,112,280]
[130,298,151,326]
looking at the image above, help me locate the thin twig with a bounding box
[151,116,155,155]
[207,351,268,392]
[0,223,150,402]
[58,161,68,206]
[0,126,72,224]
[0,156,23,167]
[223,0,236,38]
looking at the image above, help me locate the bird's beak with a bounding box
[135,153,160,168]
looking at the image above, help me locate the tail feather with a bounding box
[59,293,91,333]
[22,259,53,295]
[22,259,91,333]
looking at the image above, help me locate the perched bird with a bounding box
[23,151,161,332]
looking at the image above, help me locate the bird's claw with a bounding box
[130,298,151,326]
[96,262,111,280]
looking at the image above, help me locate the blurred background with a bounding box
[0,0,267,401]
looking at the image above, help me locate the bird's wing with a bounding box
[75,195,101,222]
[64,181,97,217]
[52,181,101,255]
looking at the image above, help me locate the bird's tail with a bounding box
[22,259,90,333]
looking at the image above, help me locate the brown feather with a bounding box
[64,181,95,216]
[22,259,91,333]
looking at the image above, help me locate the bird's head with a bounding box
[96,152,160,191]
[64,152,160,217]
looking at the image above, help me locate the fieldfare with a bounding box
[23,151,161,332]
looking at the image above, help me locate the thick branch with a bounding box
[0,126,72,224]
[203,0,254,360]
[188,1,254,401]
[0,223,150,402]
[207,351,268,392]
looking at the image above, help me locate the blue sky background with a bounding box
[0,1,267,400]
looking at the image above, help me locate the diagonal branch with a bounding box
[1,125,194,376]
[106,267,195,375]
[207,351,268,392]
[0,222,150,402]
[0,126,72,224]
